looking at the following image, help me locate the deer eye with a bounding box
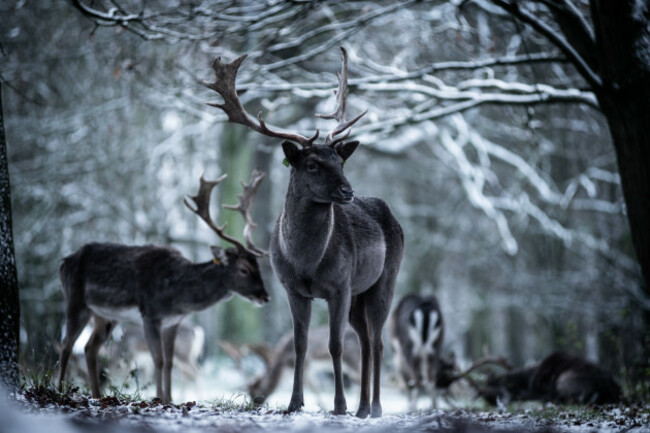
[305,161,318,172]
[239,267,250,276]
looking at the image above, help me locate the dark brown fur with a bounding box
[480,352,622,405]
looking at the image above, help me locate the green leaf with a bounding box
[283,158,290,167]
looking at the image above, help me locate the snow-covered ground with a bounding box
[7,356,650,433]
[5,390,650,433]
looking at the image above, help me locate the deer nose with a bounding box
[339,185,353,198]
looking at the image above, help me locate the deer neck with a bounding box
[278,181,334,267]
[186,262,233,307]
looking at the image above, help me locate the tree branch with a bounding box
[534,0,598,70]
[489,0,602,88]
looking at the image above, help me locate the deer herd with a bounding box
[57,48,622,416]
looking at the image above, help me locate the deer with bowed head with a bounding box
[57,170,269,403]
[204,47,404,418]
[390,293,445,411]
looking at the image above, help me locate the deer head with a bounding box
[204,47,366,205]
[184,170,269,305]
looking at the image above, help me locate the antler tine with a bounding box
[204,56,319,148]
[329,129,352,149]
[450,356,513,382]
[184,173,248,252]
[316,47,367,145]
[222,169,269,257]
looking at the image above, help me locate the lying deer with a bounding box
[479,352,622,405]
[204,47,404,417]
[390,294,445,411]
[221,325,361,405]
[57,170,269,403]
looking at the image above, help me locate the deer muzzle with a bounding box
[335,184,354,203]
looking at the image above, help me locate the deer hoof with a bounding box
[287,397,303,413]
[332,407,347,416]
[355,404,370,418]
[370,403,382,418]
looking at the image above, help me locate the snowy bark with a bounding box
[0,84,20,391]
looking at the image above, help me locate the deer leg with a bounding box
[161,324,179,404]
[365,282,394,418]
[327,292,351,415]
[143,318,164,401]
[58,305,91,392]
[349,296,371,418]
[428,357,438,409]
[428,382,438,409]
[85,315,115,398]
[287,292,311,413]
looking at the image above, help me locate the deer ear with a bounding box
[282,141,301,166]
[210,246,229,265]
[336,141,359,161]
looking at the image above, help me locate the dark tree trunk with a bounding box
[0,84,21,391]
[590,0,650,389]
[591,0,650,289]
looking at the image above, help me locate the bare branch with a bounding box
[489,0,602,88]
[534,0,598,69]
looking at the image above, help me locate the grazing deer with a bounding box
[479,352,622,405]
[222,325,361,405]
[204,47,404,417]
[57,171,269,403]
[389,294,444,411]
[61,321,205,391]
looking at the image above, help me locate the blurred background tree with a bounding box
[1,0,647,398]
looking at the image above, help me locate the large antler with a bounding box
[204,47,366,148]
[316,47,368,146]
[184,171,268,257]
[204,55,319,148]
[223,169,268,256]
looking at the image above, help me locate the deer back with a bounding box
[60,242,267,322]
[481,352,622,405]
[529,352,622,404]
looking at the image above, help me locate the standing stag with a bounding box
[204,47,404,417]
[57,170,269,403]
[390,294,445,411]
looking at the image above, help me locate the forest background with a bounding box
[0,0,647,399]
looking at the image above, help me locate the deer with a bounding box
[478,352,622,405]
[57,170,269,404]
[221,325,361,405]
[389,293,445,411]
[61,321,205,392]
[203,47,404,417]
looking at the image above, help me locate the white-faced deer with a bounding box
[389,294,444,411]
[204,47,404,417]
[57,170,269,403]
[222,325,361,405]
[478,352,622,405]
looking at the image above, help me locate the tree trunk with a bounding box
[591,0,650,390]
[0,84,21,391]
[592,0,650,291]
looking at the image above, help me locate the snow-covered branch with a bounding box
[487,0,602,88]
